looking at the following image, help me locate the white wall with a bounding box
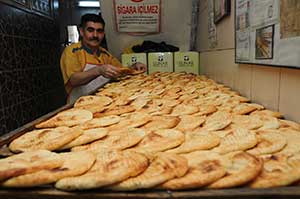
[197,0,300,122]
[100,0,194,58]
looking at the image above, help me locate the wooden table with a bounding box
[1,186,300,199]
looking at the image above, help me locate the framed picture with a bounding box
[255,25,274,59]
[214,0,231,23]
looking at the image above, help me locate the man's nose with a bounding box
[93,30,98,37]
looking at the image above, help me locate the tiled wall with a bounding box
[0,2,66,135]
[197,0,300,122]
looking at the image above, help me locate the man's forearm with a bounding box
[69,68,100,87]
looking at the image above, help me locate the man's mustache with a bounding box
[89,37,100,41]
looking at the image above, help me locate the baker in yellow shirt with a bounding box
[60,13,146,103]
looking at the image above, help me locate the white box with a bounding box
[174,51,199,74]
[148,52,174,74]
[121,53,147,67]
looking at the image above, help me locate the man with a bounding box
[60,14,146,103]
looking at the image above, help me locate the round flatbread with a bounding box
[166,131,220,154]
[2,151,95,187]
[0,150,63,181]
[213,127,257,154]
[160,151,226,190]
[203,111,232,131]
[247,130,286,155]
[9,126,83,152]
[109,153,188,191]
[133,129,185,153]
[208,151,263,188]
[80,115,121,129]
[71,128,146,152]
[60,128,108,150]
[35,108,93,128]
[249,153,300,188]
[55,150,149,190]
[74,95,113,107]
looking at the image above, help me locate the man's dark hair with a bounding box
[80,14,105,28]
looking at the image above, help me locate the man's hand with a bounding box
[97,64,121,79]
[69,64,121,87]
[131,62,147,72]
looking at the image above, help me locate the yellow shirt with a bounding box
[60,42,123,94]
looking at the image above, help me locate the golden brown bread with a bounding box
[35,108,93,128]
[55,150,149,190]
[2,151,95,187]
[0,150,63,182]
[109,153,188,191]
[9,126,82,152]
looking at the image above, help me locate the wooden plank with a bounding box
[0,188,170,199]
[0,186,300,199]
[170,186,300,198]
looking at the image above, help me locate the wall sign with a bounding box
[114,0,161,33]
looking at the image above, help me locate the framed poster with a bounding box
[255,25,274,59]
[214,0,231,23]
[114,0,161,33]
[235,0,300,68]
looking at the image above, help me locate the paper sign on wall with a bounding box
[114,0,161,33]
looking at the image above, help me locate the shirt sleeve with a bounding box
[101,48,124,68]
[60,47,82,85]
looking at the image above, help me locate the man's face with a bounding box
[80,21,104,49]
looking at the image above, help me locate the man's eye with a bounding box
[87,28,95,32]
[97,29,104,33]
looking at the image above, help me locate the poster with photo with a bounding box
[255,25,274,59]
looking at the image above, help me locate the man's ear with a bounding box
[79,27,84,37]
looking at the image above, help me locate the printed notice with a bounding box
[208,0,217,48]
[236,30,251,61]
[251,0,279,28]
[236,0,251,31]
[114,0,161,33]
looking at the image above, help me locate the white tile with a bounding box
[236,64,253,98]
[197,7,209,51]
[200,50,237,88]
[251,66,280,111]
[215,0,235,49]
[200,52,215,79]
[279,68,300,122]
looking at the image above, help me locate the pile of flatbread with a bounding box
[2,71,300,191]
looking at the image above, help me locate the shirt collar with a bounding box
[81,42,101,56]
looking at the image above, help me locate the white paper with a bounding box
[208,0,217,48]
[251,0,279,28]
[236,0,251,31]
[114,0,161,33]
[236,30,251,61]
